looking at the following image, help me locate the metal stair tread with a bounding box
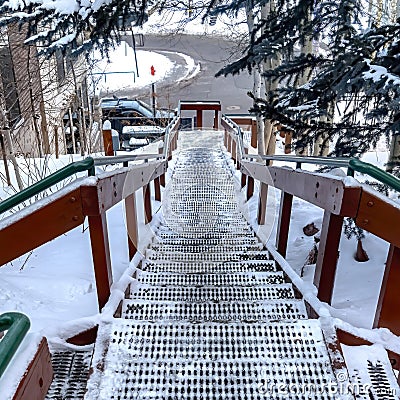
[121,299,307,322]
[145,250,272,263]
[97,319,331,362]
[129,284,295,301]
[136,271,285,286]
[148,245,263,253]
[141,259,278,273]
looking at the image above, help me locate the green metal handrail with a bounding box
[0,312,30,378]
[0,157,95,216]
[349,159,400,192]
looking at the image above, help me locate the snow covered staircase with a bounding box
[84,142,348,399]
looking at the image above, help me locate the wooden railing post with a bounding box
[374,245,400,335]
[227,135,232,154]
[214,110,219,129]
[196,109,203,128]
[232,138,237,163]
[247,176,254,200]
[125,193,138,259]
[276,191,293,256]
[158,144,166,187]
[143,183,152,224]
[102,120,113,156]
[236,141,240,170]
[257,182,269,225]
[251,120,257,149]
[241,173,247,188]
[314,211,344,304]
[88,213,112,310]
[241,148,248,189]
[224,131,227,148]
[154,177,161,201]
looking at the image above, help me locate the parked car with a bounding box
[100,97,174,150]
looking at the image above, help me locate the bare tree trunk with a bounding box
[70,61,86,156]
[261,2,280,157]
[247,1,266,155]
[2,128,24,190]
[254,65,266,155]
[313,102,333,156]
[387,134,400,172]
[68,107,76,154]
[313,132,330,156]
[295,8,313,156]
[370,0,400,170]
[0,132,11,186]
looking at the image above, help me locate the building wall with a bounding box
[7,23,49,157]
[0,24,92,157]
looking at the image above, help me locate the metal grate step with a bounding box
[156,226,253,235]
[45,350,92,400]
[130,284,295,301]
[121,300,307,322]
[87,330,338,400]
[155,231,256,239]
[100,320,330,361]
[146,250,272,262]
[141,259,278,273]
[136,272,285,287]
[151,237,260,247]
[148,244,263,253]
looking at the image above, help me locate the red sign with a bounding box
[150,65,155,76]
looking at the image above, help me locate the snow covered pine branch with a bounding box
[0,0,149,55]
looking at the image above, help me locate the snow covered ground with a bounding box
[90,41,201,97]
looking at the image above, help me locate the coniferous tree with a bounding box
[216,0,400,169]
[0,0,151,55]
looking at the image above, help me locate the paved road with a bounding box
[121,33,254,116]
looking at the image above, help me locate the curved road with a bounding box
[121,33,254,115]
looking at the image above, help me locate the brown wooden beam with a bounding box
[257,182,269,226]
[102,128,113,156]
[13,338,53,400]
[214,110,219,129]
[179,101,221,111]
[67,326,98,345]
[247,176,254,200]
[276,191,293,257]
[241,172,247,189]
[251,120,257,148]
[374,245,400,336]
[154,177,161,202]
[314,211,344,304]
[143,183,152,224]
[158,145,166,187]
[196,110,203,128]
[160,171,166,187]
[125,193,139,260]
[0,189,84,267]
[232,139,237,163]
[88,213,112,310]
[356,191,400,248]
